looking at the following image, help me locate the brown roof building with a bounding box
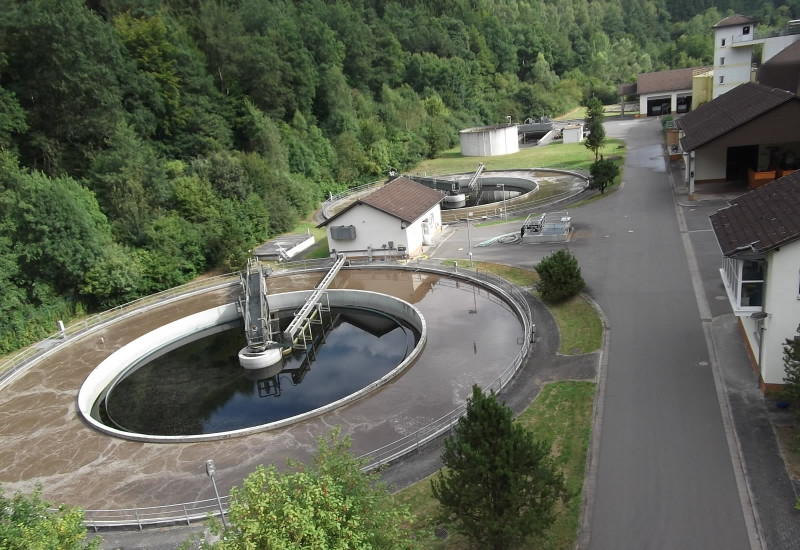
[636,67,710,95]
[319,177,444,258]
[713,14,756,29]
[618,66,712,116]
[676,82,796,152]
[710,170,800,256]
[322,177,444,226]
[708,170,800,391]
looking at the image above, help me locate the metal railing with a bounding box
[0,274,240,390]
[26,258,532,529]
[440,179,587,224]
[83,496,230,531]
[319,170,589,225]
[321,179,383,220]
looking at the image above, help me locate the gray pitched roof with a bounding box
[319,176,443,227]
[710,170,800,256]
[676,82,795,151]
[713,15,756,28]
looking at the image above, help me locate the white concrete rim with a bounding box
[77,290,426,443]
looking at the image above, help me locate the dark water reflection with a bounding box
[101,307,418,436]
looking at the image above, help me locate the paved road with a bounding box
[435,117,753,549]
[580,119,750,549]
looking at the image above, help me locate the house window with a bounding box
[721,38,726,46]
[743,25,751,35]
[330,225,356,240]
[719,75,725,84]
[720,56,725,66]
[721,256,766,313]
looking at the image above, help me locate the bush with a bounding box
[535,249,585,303]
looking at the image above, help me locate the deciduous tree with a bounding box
[0,485,99,550]
[199,429,417,549]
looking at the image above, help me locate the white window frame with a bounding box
[720,256,765,315]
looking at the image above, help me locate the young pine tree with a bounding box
[535,249,585,303]
[431,386,567,550]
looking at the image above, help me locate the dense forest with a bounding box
[1,0,798,352]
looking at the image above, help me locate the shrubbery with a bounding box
[535,249,585,303]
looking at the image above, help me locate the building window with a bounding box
[719,75,725,84]
[720,56,725,66]
[721,38,726,46]
[721,256,766,313]
[743,25,750,35]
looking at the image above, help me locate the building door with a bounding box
[726,145,758,182]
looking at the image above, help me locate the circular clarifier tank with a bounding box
[78,289,427,442]
[97,306,420,437]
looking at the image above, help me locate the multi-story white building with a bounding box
[712,15,800,99]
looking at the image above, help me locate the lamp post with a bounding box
[206,459,228,529]
[496,183,507,221]
[467,212,473,266]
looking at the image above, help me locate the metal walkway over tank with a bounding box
[283,253,347,346]
[464,163,485,203]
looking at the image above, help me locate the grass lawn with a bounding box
[546,294,604,355]
[394,381,596,550]
[412,139,624,176]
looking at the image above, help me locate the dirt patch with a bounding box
[774,424,800,480]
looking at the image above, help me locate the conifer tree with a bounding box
[584,96,606,161]
[535,249,585,303]
[431,386,567,550]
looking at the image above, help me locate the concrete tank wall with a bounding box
[78,290,426,443]
[460,124,519,156]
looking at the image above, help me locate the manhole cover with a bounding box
[714,296,728,301]
[435,526,448,539]
[570,347,583,354]
[698,361,709,367]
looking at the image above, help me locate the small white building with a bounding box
[459,124,519,156]
[562,124,584,144]
[710,171,800,391]
[319,177,444,259]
